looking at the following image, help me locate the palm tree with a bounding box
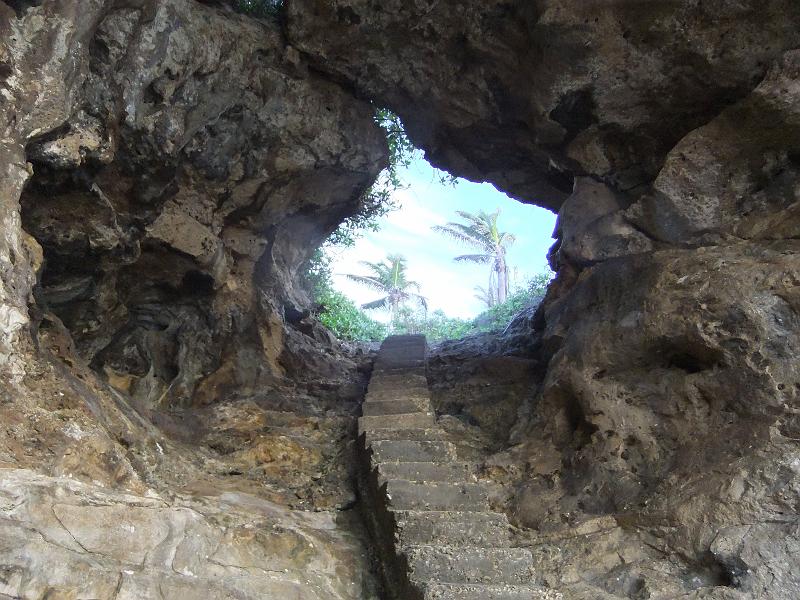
[345,254,427,330]
[433,209,516,304]
[474,285,495,309]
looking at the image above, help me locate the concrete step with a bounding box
[366,386,430,401]
[377,461,479,483]
[362,398,432,416]
[385,480,491,511]
[369,373,428,389]
[380,343,426,353]
[363,428,449,446]
[372,366,427,378]
[405,546,535,585]
[422,583,556,600]
[394,510,512,547]
[358,413,435,435]
[376,347,424,355]
[371,440,457,463]
[374,359,426,370]
[381,335,426,345]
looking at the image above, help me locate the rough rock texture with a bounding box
[287,2,800,597]
[1,1,384,597]
[13,0,385,407]
[287,0,800,210]
[3,0,800,598]
[0,469,377,599]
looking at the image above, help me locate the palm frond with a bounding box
[432,224,489,249]
[454,254,492,264]
[362,297,390,310]
[345,274,390,293]
[499,232,517,247]
[407,293,428,310]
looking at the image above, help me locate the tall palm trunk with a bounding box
[387,299,397,334]
[496,256,508,304]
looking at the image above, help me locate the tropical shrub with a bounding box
[390,273,553,341]
[316,287,387,342]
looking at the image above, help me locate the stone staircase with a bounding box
[357,335,558,600]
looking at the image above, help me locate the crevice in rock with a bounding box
[1,0,43,18]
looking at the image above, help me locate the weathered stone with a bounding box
[372,440,457,463]
[394,510,512,547]
[422,583,561,600]
[405,546,535,585]
[0,469,379,600]
[359,412,437,435]
[288,0,800,208]
[385,480,493,512]
[4,1,800,597]
[377,461,479,484]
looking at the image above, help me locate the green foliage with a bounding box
[301,247,333,300]
[325,110,413,248]
[317,287,388,342]
[391,308,473,341]
[324,109,457,248]
[472,273,551,333]
[312,272,551,343]
[390,273,552,341]
[234,0,282,18]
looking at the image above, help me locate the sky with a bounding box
[328,156,558,320]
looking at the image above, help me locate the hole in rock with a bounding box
[311,119,558,343]
[2,0,44,17]
[656,338,724,374]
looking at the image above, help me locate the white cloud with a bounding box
[327,158,557,322]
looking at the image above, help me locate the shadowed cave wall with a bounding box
[1,0,799,598]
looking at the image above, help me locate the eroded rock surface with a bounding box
[286,2,800,596]
[0,469,378,599]
[1,1,383,597]
[2,0,800,599]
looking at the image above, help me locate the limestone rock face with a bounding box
[0,469,377,600]
[5,0,385,406]
[1,1,383,597]
[288,0,800,210]
[3,0,800,598]
[287,1,800,597]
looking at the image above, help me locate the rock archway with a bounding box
[1,1,799,598]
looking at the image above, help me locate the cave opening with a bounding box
[312,148,558,344]
[5,0,800,598]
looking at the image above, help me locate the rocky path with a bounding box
[358,335,559,600]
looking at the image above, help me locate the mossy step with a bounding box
[379,344,427,354]
[371,440,457,463]
[394,510,512,547]
[381,334,426,345]
[384,479,490,511]
[422,583,557,600]
[377,461,479,483]
[362,398,432,416]
[377,344,426,353]
[405,546,535,585]
[358,413,436,435]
